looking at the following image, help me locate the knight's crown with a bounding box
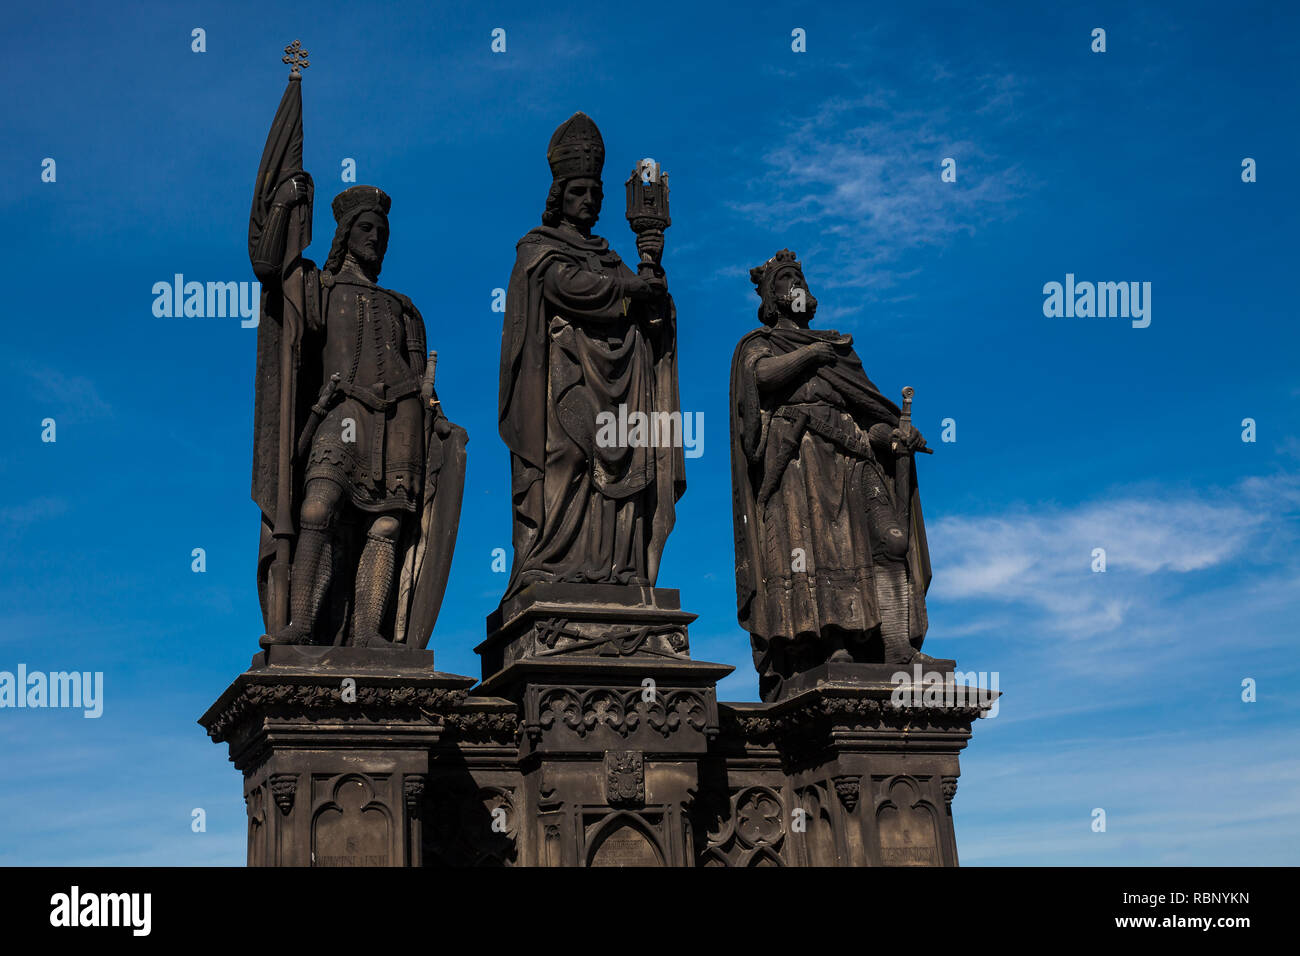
[547,112,605,180]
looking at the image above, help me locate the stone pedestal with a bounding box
[714,659,997,867]
[199,645,476,867]
[475,583,733,867]
[201,626,996,867]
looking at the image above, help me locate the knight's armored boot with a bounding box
[875,561,940,665]
[268,520,333,646]
[352,528,397,647]
[875,560,913,663]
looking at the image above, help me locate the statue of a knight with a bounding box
[247,60,466,649]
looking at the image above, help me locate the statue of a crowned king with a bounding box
[730,251,936,700]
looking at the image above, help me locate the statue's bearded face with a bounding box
[562,177,602,229]
[348,211,389,269]
[772,270,817,325]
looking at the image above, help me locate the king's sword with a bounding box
[891,385,933,455]
[891,385,933,531]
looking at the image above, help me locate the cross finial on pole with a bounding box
[282,39,310,79]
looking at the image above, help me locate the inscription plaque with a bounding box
[314,777,391,867]
[589,822,662,867]
[877,778,940,866]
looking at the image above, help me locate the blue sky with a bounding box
[1,0,1297,865]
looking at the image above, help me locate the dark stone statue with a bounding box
[730,250,936,700]
[247,53,466,648]
[205,50,996,873]
[498,112,683,598]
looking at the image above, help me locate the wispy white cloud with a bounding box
[920,468,1300,732]
[930,473,1297,641]
[9,358,112,424]
[732,71,1033,297]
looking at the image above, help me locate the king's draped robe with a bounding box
[499,223,683,597]
[730,325,931,700]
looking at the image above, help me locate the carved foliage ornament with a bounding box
[270,773,297,815]
[404,774,427,812]
[833,775,861,812]
[721,695,987,746]
[537,687,708,740]
[204,683,467,742]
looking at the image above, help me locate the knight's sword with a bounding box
[424,350,440,411]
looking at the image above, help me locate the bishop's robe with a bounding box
[499,223,684,598]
